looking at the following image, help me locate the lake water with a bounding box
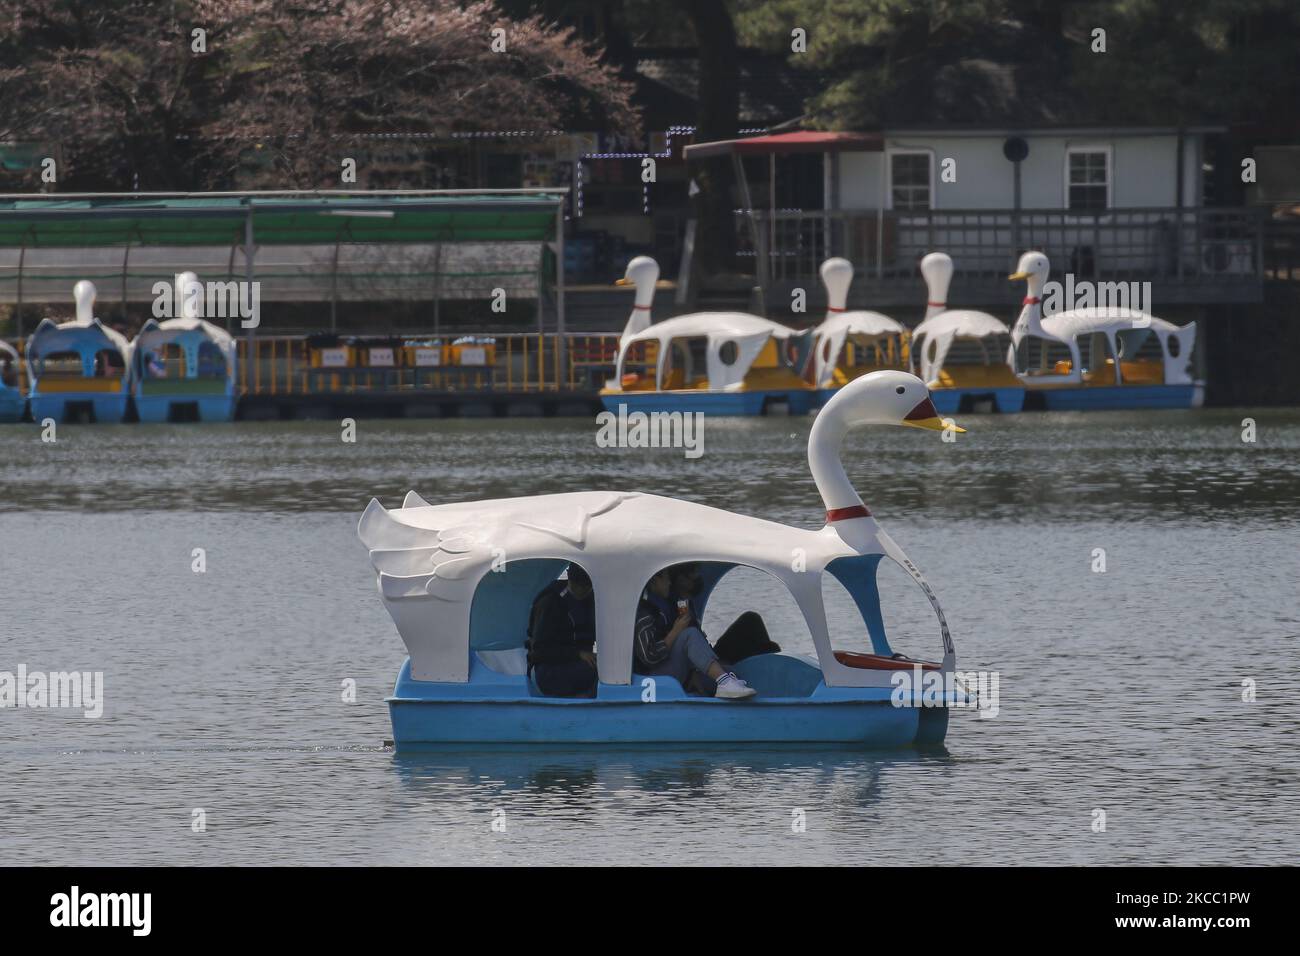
[1,408,1297,865]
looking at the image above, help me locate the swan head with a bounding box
[819,257,853,311]
[920,252,953,303]
[73,280,97,324]
[1008,250,1050,283]
[175,271,201,319]
[616,255,659,292]
[820,369,965,433]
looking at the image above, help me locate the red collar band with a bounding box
[927,301,946,308]
[827,306,846,313]
[1023,296,1041,305]
[826,504,872,522]
[633,304,651,310]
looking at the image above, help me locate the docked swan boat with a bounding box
[1008,252,1204,410]
[132,273,239,422]
[26,281,132,424]
[812,258,909,406]
[0,339,24,422]
[911,253,1025,414]
[360,370,970,749]
[600,256,816,416]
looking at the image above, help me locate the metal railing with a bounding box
[736,206,1265,304]
[1,332,623,400]
[235,333,622,396]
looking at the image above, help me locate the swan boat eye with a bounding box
[896,386,906,394]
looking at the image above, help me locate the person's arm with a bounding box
[663,608,691,649]
[529,596,579,665]
[633,611,670,667]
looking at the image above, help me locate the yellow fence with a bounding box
[235,333,622,397]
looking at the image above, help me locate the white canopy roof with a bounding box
[910,310,1011,385]
[812,311,908,388]
[27,316,132,362]
[1039,308,1184,341]
[614,312,802,392]
[1011,306,1197,386]
[134,316,238,369]
[0,339,17,362]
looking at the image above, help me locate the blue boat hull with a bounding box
[134,393,237,423]
[928,386,1025,414]
[0,389,24,422]
[815,386,1024,414]
[601,389,816,417]
[29,393,129,423]
[1029,383,1203,411]
[387,657,951,751]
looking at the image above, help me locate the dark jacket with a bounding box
[527,581,595,667]
[634,593,688,669]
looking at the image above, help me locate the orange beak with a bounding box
[904,396,965,433]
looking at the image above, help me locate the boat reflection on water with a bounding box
[389,744,956,806]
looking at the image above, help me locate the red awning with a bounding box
[683,131,883,160]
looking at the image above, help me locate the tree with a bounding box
[0,0,638,190]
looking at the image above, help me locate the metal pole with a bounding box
[330,238,341,333]
[1013,159,1022,256]
[15,241,26,340]
[555,202,566,382]
[432,241,443,340]
[769,153,776,285]
[733,153,765,313]
[121,241,131,323]
[876,150,885,279]
[244,202,257,388]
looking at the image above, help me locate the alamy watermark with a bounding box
[1042,274,1152,324]
[151,278,260,328]
[891,666,999,718]
[0,665,104,718]
[596,404,704,459]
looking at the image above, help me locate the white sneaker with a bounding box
[715,672,757,699]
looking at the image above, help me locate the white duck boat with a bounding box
[359,369,971,749]
[600,256,816,416]
[1007,252,1203,410]
[812,258,909,404]
[131,272,239,422]
[26,281,132,423]
[0,338,24,422]
[910,253,1025,414]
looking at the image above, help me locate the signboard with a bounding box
[368,347,395,367]
[459,346,487,366]
[414,348,442,367]
[320,347,349,368]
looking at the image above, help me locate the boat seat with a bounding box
[476,648,528,676]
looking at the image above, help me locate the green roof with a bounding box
[0,192,566,247]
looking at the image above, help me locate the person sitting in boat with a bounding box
[526,564,598,698]
[669,564,781,671]
[634,568,757,700]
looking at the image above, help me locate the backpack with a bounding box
[524,580,568,670]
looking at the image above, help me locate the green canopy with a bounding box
[0,192,566,248]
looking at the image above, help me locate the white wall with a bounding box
[832,132,1201,211]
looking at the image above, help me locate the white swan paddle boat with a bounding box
[1007,252,1203,410]
[26,281,132,424]
[910,253,1025,414]
[359,369,970,749]
[131,272,239,422]
[0,338,24,422]
[600,256,817,416]
[812,258,909,406]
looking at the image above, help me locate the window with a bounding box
[1066,148,1111,211]
[889,151,932,210]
